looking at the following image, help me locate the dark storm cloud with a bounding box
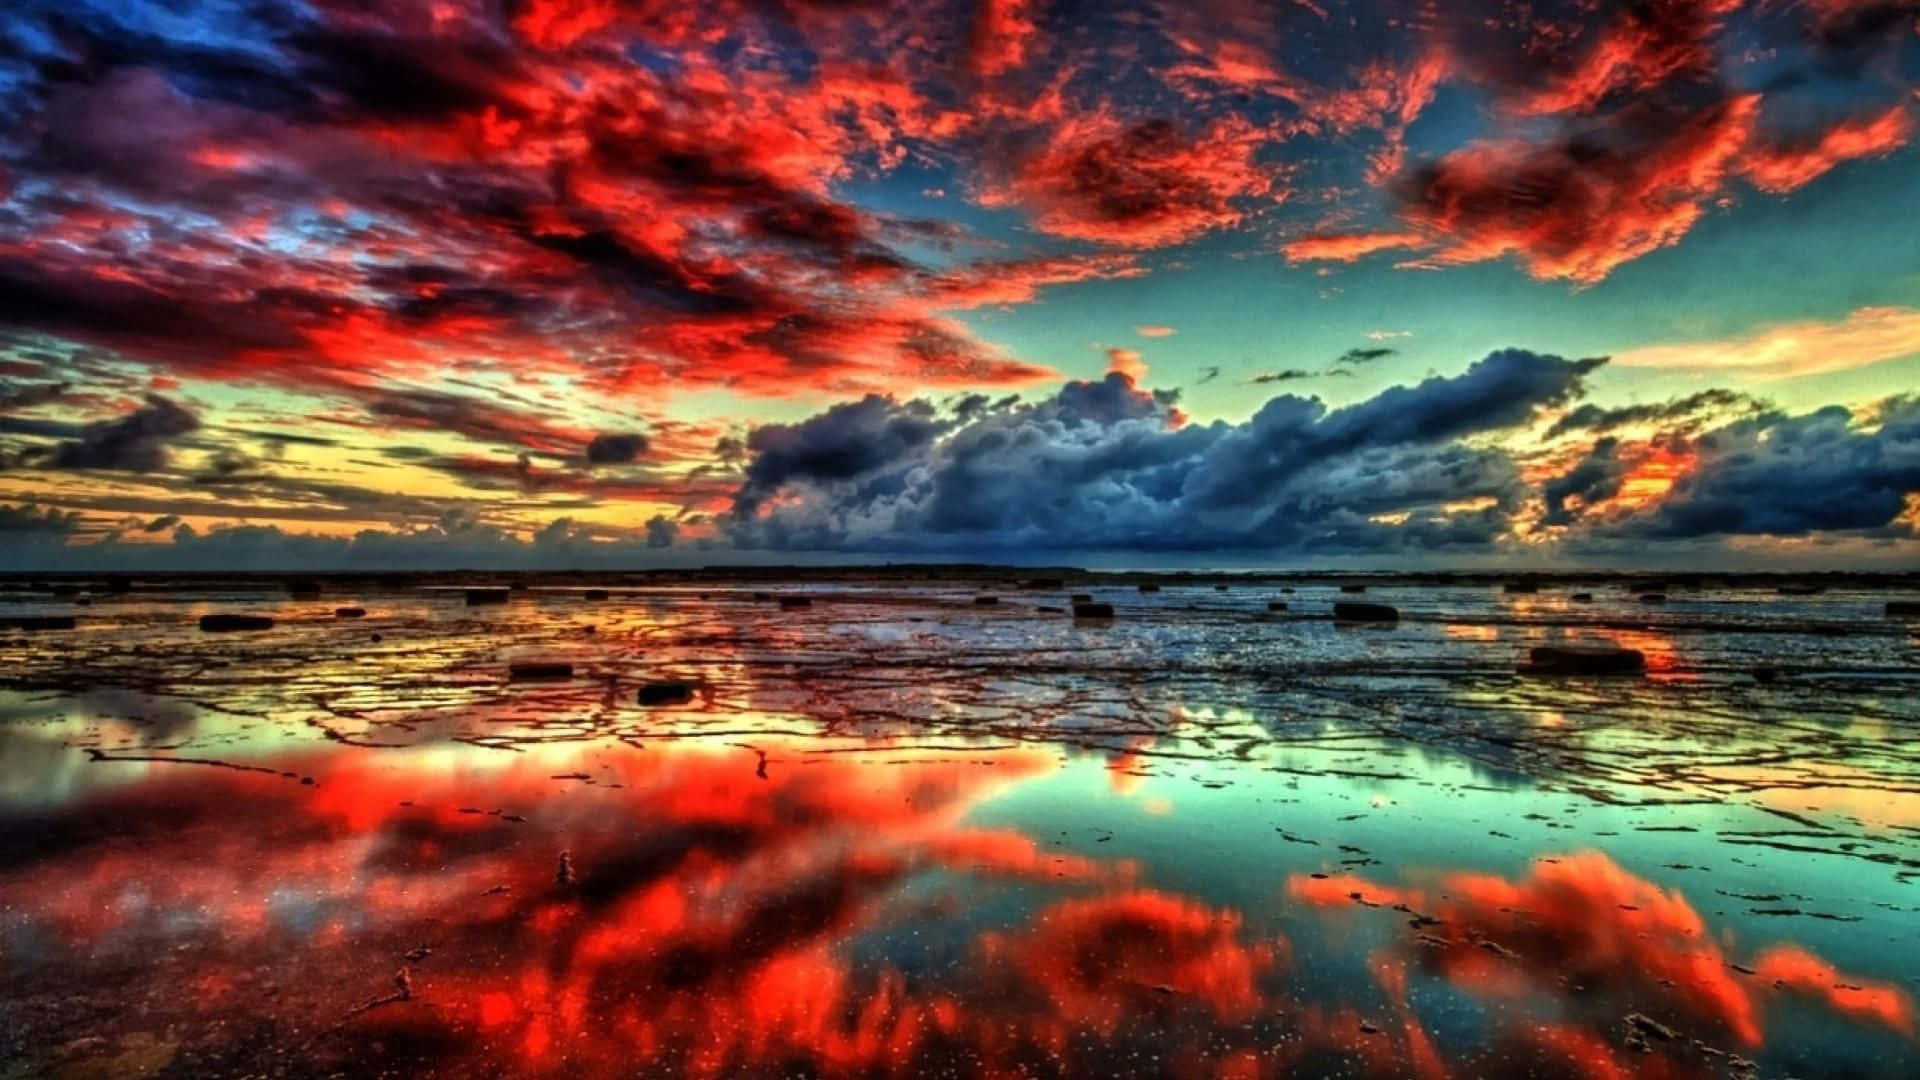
[192,446,266,485]
[224,427,342,449]
[1542,437,1627,526]
[365,389,581,454]
[1310,349,1604,454]
[586,432,649,465]
[0,502,83,536]
[726,349,1602,553]
[46,394,199,472]
[646,514,679,548]
[1803,0,1920,57]
[1335,347,1395,365]
[527,230,771,316]
[733,396,953,518]
[0,258,308,367]
[0,416,83,440]
[1054,373,1176,425]
[284,22,532,124]
[0,512,715,573]
[1545,388,1760,439]
[1606,399,1920,539]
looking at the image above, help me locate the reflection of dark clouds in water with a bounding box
[0,690,198,802]
[84,688,202,741]
[0,727,82,803]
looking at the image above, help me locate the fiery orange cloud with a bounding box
[1281,230,1431,263]
[978,111,1280,248]
[1744,105,1914,192]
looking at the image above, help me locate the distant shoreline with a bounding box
[3,566,1918,590]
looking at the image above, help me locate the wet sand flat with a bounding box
[2,573,1918,1078]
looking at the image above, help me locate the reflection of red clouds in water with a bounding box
[8,743,1276,1077]
[5,744,1111,943]
[1288,852,1912,1049]
[9,748,1914,1077]
[1753,945,1913,1035]
[982,890,1281,1034]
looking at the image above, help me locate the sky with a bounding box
[0,0,1917,571]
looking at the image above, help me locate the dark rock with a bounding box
[1073,602,1115,619]
[1333,602,1397,622]
[465,588,511,605]
[50,584,82,597]
[1777,584,1824,596]
[1037,605,1064,613]
[1520,644,1646,676]
[1752,666,1778,684]
[287,579,321,598]
[752,591,774,601]
[1071,593,1094,603]
[779,596,812,609]
[1639,593,1668,604]
[104,577,132,593]
[1503,582,1538,594]
[1267,601,1288,612]
[1340,584,1366,594]
[509,661,573,680]
[199,613,274,632]
[1625,1013,1677,1042]
[1887,601,1920,617]
[1570,592,1594,602]
[334,607,367,618]
[583,589,610,600]
[1137,583,1160,593]
[973,595,999,605]
[638,680,695,706]
[1214,584,1229,591]
[12,615,76,631]
[1021,577,1064,590]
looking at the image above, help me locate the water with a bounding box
[2,575,1917,1077]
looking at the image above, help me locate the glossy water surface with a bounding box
[2,576,1918,1078]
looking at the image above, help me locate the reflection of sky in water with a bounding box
[1,579,1917,1076]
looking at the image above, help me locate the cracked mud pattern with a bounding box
[2,576,1918,1078]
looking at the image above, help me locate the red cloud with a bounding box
[968,0,1040,77]
[1398,95,1762,284]
[1471,0,1741,117]
[1743,104,1914,192]
[978,112,1281,247]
